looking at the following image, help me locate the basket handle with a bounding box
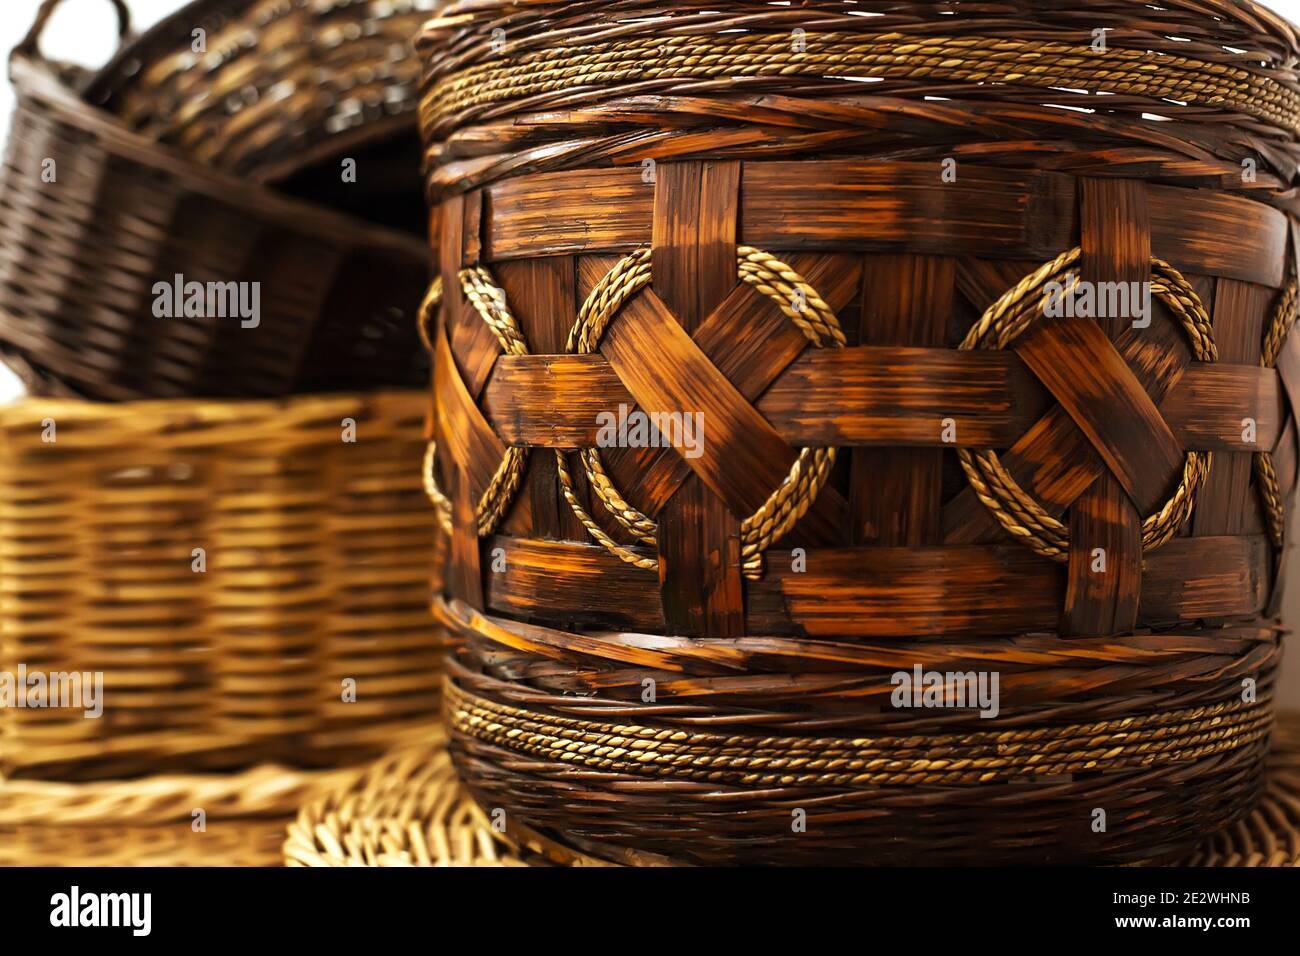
[15,0,132,61]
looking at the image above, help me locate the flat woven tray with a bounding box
[0,755,376,866]
[0,390,445,780]
[1184,710,1300,867]
[284,727,606,867]
[0,2,432,400]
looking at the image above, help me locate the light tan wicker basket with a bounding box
[0,758,371,866]
[0,390,445,780]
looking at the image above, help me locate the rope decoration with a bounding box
[421,271,529,539]
[415,275,442,357]
[446,679,1271,788]
[556,246,843,579]
[423,32,1300,140]
[957,248,1217,562]
[1256,276,1299,548]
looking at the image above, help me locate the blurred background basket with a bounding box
[0,0,433,400]
[420,0,1300,865]
[85,0,438,234]
[0,389,445,780]
[0,758,364,866]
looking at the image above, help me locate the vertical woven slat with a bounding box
[496,257,577,541]
[1063,179,1151,635]
[853,254,954,546]
[435,193,482,609]
[1195,280,1271,536]
[649,160,743,637]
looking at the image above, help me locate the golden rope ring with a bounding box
[958,248,1217,562]
[416,275,443,356]
[556,246,843,579]
[1256,276,1298,549]
[424,269,529,539]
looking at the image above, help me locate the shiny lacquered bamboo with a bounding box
[418,0,1300,865]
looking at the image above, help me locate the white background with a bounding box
[2,0,1299,706]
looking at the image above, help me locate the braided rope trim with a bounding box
[416,275,443,356]
[957,248,1217,563]
[556,246,843,578]
[422,271,529,538]
[446,679,1272,788]
[421,32,1300,138]
[1256,277,1298,549]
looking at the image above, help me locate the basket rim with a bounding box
[79,0,435,185]
[421,0,1300,55]
[0,386,426,424]
[7,52,427,259]
[0,760,363,827]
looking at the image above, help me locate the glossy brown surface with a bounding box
[419,0,1300,864]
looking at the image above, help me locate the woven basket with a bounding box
[284,726,610,866]
[85,0,436,198]
[419,0,1300,865]
[0,390,445,780]
[0,3,432,400]
[0,758,368,866]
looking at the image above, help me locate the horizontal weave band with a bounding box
[420,32,1300,137]
[446,678,1272,788]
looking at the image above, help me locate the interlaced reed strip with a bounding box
[420,0,1300,864]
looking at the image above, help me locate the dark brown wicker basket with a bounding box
[0,2,432,400]
[84,0,437,234]
[420,0,1300,865]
